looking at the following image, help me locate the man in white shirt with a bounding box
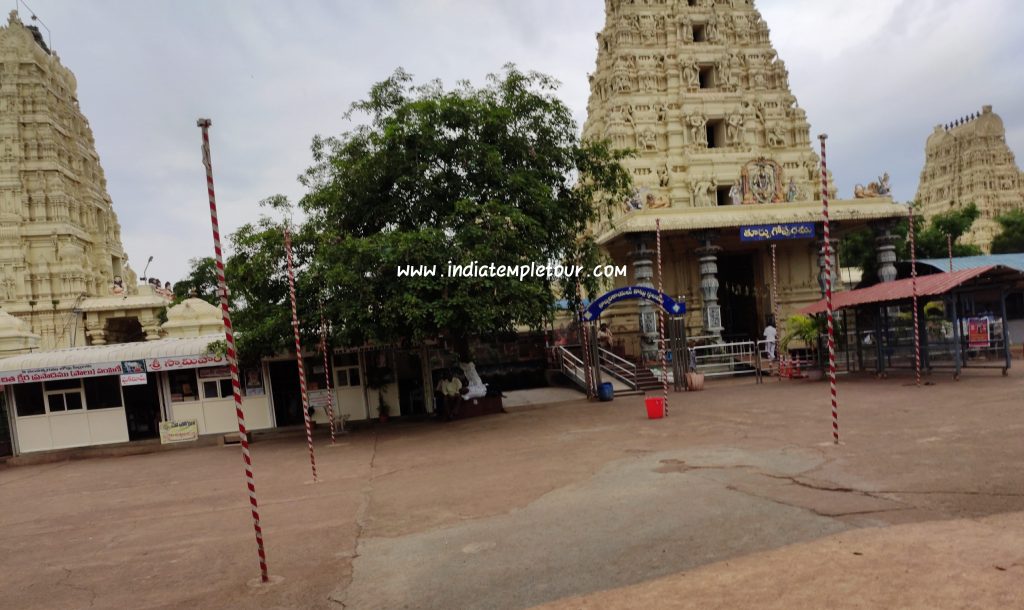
[763,320,778,361]
[438,370,464,420]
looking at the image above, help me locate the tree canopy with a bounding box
[225,65,633,360]
[840,202,981,284]
[172,257,220,305]
[990,209,1024,254]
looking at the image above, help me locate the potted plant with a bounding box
[780,314,825,380]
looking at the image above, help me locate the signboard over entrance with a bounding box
[583,286,685,321]
[739,222,816,242]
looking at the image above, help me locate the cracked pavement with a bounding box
[2,370,1024,608]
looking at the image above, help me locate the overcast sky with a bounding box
[19,0,1024,282]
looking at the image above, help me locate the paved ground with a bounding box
[2,369,1024,609]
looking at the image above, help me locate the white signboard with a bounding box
[145,354,225,373]
[0,362,123,385]
[120,372,148,387]
[159,420,199,444]
[308,389,331,409]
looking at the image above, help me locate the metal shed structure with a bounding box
[798,265,1024,378]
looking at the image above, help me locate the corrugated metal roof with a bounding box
[798,266,1021,314]
[0,334,222,375]
[919,254,1024,273]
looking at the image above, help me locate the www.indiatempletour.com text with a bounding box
[396,261,628,279]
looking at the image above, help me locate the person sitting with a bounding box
[458,361,487,399]
[438,369,464,420]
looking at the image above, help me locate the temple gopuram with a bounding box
[583,0,906,353]
[0,12,167,352]
[916,105,1024,252]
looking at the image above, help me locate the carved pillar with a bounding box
[695,232,723,340]
[85,314,107,346]
[140,313,161,341]
[630,236,660,362]
[873,223,899,283]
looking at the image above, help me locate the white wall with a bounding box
[15,408,129,454]
[170,395,272,435]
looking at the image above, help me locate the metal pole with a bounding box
[947,233,954,272]
[656,219,669,417]
[319,305,337,444]
[771,242,780,379]
[819,134,839,444]
[909,206,921,386]
[197,118,269,583]
[576,280,595,399]
[284,225,319,482]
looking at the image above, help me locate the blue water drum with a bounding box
[598,382,614,402]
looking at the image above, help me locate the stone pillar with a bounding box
[630,236,660,362]
[140,314,161,341]
[695,232,723,340]
[874,224,899,283]
[85,314,106,346]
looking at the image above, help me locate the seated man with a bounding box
[438,369,464,420]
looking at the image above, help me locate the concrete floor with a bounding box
[2,369,1023,609]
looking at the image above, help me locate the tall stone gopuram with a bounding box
[583,0,906,351]
[916,106,1024,252]
[0,12,166,351]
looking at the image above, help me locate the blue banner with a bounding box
[740,222,816,242]
[582,286,685,321]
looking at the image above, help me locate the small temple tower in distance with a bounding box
[916,105,1024,252]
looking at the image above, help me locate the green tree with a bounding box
[990,210,1024,254]
[228,65,633,360]
[840,202,981,284]
[172,257,220,305]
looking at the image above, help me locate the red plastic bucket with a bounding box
[645,397,665,419]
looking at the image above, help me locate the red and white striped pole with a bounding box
[284,225,319,482]
[947,233,954,272]
[819,134,839,444]
[197,118,269,583]
[319,306,337,444]
[910,206,922,386]
[656,219,669,417]
[771,242,780,379]
[576,279,595,399]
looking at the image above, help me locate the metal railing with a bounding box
[552,345,587,388]
[689,340,762,381]
[597,347,639,390]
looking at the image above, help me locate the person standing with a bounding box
[763,318,778,361]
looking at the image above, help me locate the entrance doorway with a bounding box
[718,252,760,341]
[122,374,162,441]
[269,360,304,426]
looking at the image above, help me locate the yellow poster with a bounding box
[159,419,199,444]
